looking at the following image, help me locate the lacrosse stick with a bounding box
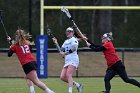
[61,7,85,38]
[61,6,93,44]
[46,25,61,52]
[0,11,12,44]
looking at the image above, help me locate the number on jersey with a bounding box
[21,45,30,53]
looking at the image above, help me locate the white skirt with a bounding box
[63,61,79,68]
[64,54,79,68]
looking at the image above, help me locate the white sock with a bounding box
[68,87,72,93]
[30,86,35,93]
[45,88,52,93]
[73,81,80,87]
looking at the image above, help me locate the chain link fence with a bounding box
[0,48,140,78]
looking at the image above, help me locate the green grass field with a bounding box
[0,77,140,93]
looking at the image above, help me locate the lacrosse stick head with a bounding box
[47,28,54,38]
[61,6,72,20]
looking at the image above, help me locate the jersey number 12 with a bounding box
[21,45,30,53]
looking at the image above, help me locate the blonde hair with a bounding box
[14,29,33,46]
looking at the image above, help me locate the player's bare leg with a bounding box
[25,77,35,93]
[60,67,68,83]
[66,65,77,93]
[60,66,83,93]
[26,70,55,93]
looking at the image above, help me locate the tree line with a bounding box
[0,0,140,48]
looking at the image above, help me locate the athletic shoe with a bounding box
[48,90,55,93]
[99,91,110,93]
[99,91,105,93]
[76,84,83,93]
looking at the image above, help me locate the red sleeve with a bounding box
[10,44,16,52]
[102,42,111,49]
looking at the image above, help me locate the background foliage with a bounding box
[0,0,140,48]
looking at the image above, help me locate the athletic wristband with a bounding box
[65,49,73,55]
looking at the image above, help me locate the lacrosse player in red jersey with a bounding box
[7,29,55,93]
[85,32,140,93]
[52,27,83,93]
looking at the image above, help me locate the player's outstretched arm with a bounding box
[52,37,61,53]
[7,36,14,57]
[8,49,14,57]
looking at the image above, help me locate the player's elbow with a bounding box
[8,53,12,57]
[7,50,13,57]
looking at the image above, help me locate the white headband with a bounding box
[66,27,74,32]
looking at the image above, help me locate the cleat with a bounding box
[99,91,110,93]
[76,84,83,93]
[99,91,105,93]
[48,91,55,93]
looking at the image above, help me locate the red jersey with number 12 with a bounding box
[102,42,120,68]
[10,43,36,65]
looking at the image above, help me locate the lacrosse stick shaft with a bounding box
[61,7,86,39]
[46,26,61,52]
[61,6,93,43]
[72,18,94,44]
[0,17,8,37]
[55,42,61,52]
[0,13,12,44]
[72,20,86,38]
[87,39,94,45]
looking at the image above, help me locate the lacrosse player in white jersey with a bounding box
[53,27,83,93]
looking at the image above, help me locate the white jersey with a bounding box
[61,36,79,68]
